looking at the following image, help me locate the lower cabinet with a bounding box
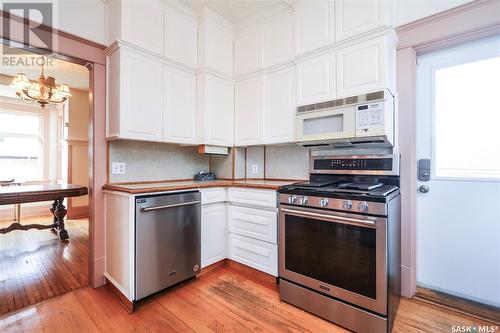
[228,205,277,244]
[228,233,278,276]
[201,203,227,268]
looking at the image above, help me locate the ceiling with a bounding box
[182,0,288,23]
[0,46,89,91]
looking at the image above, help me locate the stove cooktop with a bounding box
[279,181,399,202]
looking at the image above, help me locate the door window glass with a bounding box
[434,55,500,179]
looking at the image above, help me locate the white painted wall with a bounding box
[55,0,106,45]
[394,0,474,27]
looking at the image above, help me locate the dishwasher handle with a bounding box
[141,200,201,212]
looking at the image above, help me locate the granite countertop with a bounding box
[103,179,300,194]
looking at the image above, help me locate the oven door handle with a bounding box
[280,208,376,228]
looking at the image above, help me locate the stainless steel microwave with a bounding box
[296,89,395,148]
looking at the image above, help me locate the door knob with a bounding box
[419,185,429,193]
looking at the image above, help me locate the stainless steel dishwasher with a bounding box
[135,191,201,300]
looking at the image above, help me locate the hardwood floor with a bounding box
[416,286,500,324]
[0,261,496,333]
[0,215,89,316]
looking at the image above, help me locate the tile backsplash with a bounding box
[108,141,209,183]
[108,141,311,184]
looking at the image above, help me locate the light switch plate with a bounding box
[111,162,126,175]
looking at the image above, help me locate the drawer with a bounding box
[228,233,278,276]
[227,187,277,208]
[200,187,227,205]
[228,205,277,244]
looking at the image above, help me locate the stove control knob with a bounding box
[300,196,309,205]
[358,202,369,213]
[288,195,297,204]
[342,200,352,210]
[320,198,329,207]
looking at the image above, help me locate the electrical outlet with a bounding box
[111,162,126,175]
[251,164,259,174]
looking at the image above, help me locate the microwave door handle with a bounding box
[280,208,376,228]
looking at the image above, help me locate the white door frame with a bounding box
[395,0,500,298]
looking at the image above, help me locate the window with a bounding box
[0,111,44,181]
[433,55,500,179]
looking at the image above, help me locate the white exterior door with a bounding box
[416,36,500,307]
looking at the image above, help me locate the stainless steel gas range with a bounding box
[278,154,401,333]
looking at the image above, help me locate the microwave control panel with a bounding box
[355,99,392,139]
[356,102,384,129]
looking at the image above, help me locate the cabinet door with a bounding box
[200,74,234,146]
[266,10,294,68]
[228,233,278,276]
[335,0,388,42]
[228,205,277,244]
[121,0,164,55]
[294,1,334,56]
[336,36,389,97]
[235,75,265,146]
[163,66,196,144]
[296,52,335,106]
[199,19,234,78]
[234,25,265,77]
[122,50,163,141]
[201,204,227,268]
[165,8,197,68]
[265,67,296,144]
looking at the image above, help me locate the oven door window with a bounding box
[284,214,377,299]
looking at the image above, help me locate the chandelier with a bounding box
[10,64,71,108]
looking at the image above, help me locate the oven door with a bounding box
[279,205,387,315]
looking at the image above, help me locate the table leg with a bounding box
[54,198,69,241]
[50,199,58,234]
[13,203,21,222]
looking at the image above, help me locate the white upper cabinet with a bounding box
[336,34,394,98]
[163,66,197,144]
[296,52,336,106]
[265,67,296,144]
[107,47,164,142]
[197,73,234,147]
[265,10,294,68]
[198,16,234,78]
[107,0,198,69]
[294,1,334,56]
[165,8,198,68]
[119,0,164,56]
[234,25,265,77]
[235,75,265,146]
[335,0,389,42]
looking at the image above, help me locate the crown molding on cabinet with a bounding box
[235,3,292,33]
[293,26,397,63]
[196,67,234,82]
[197,6,235,32]
[232,27,397,82]
[105,40,197,75]
[157,0,197,20]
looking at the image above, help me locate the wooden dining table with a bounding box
[0,184,88,241]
